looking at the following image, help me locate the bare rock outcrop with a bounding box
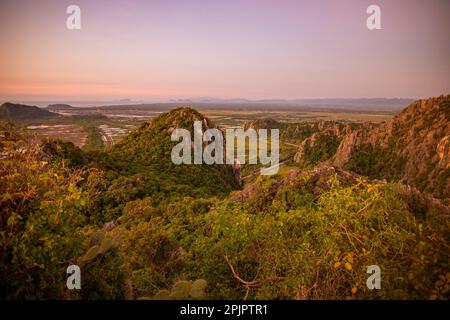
[331,95,450,201]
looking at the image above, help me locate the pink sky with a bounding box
[0,0,448,102]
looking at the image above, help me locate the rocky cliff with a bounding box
[332,95,450,201]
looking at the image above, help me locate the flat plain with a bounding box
[24,104,398,150]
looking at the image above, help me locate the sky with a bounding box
[0,0,449,102]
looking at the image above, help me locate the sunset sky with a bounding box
[0,0,449,102]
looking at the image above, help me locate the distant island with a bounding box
[46,104,75,111]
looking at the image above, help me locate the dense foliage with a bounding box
[0,103,449,300]
[0,123,86,298]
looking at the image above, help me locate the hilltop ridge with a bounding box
[332,95,449,201]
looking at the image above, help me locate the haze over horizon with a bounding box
[0,97,417,110]
[0,0,449,102]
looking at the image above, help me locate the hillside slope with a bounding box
[330,95,449,201]
[0,102,58,120]
[107,107,239,199]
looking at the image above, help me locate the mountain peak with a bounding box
[110,107,238,197]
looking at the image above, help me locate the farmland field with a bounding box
[24,104,397,149]
[27,124,87,147]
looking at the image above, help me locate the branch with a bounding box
[224,255,287,300]
[224,255,259,300]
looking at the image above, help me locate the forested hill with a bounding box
[0,102,58,120]
[105,107,239,199]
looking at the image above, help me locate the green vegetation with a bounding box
[0,101,449,300]
[302,134,340,164]
[81,123,104,151]
[185,171,449,299]
[0,124,87,298]
[346,144,406,180]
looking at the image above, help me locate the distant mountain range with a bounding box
[170,97,415,108]
[170,97,413,104]
[2,98,415,110]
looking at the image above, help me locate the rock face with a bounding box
[332,123,376,167]
[293,121,363,165]
[437,136,450,169]
[332,95,450,201]
[231,159,241,183]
